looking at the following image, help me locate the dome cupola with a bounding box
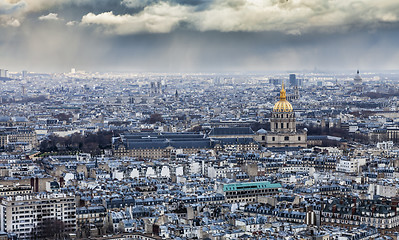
[273,83,293,112]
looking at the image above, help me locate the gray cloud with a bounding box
[80,0,399,35]
[1,0,399,73]
[0,0,25,15]
[121,0,157,9]
[0,0,24,27]
[0,17,19,27]
[3,0,399,35]
[81,3,192,34]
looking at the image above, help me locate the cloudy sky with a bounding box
[1,0,399,73]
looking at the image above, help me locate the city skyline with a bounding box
[3,1,399,239]
[1,0,399,73]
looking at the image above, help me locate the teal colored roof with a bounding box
[223,181,282,192]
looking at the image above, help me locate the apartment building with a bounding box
[0,193,76,239]
[0,184,32,197]
[223,181,282,203]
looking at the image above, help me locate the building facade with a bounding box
[113,132,259,159]
[0,127,38,150]
[316,197,399,234]
[256,83,307,149]
[0,193,76,239]
[223,181,281,203]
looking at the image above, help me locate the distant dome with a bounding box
[257,129,267,134]
[354,70,362,82]
[273,83,293,112]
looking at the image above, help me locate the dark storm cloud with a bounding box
[121,0,213,10]
[3,0,399,34]
[80,0,399,35]
[100,29,399,72]
[0,0,399,72]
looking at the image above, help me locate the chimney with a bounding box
[391,199,399,212]
[35,177,39,192]
[299,206,305,213]
[392,205,397,212]
[59,177,65,188]
[30,178,34,188]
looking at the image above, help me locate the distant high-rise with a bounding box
[214,77,221,85]
[289,73,302,87]
[70,68,76,74]
[269,78,281,86]
[157,81,162,94]
[0,69,9,78]
[289,74,296,87]
[22,70,28,78]
[150,81,156,96]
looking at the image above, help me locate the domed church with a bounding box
[353,70,363,93]
[256,83,307,149]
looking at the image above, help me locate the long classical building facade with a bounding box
[113,131,259,159]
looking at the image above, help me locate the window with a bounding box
[262,136,265,140]
[272,137,275,141]
[298,136,301,141]
[287,123,289,128]
[284,136,289,141]
[275,123,278,129]
[281,123,284,128]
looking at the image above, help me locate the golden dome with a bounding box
[273,83,293,112]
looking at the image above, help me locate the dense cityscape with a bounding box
[2,0,399,239]
[1,69,399,239]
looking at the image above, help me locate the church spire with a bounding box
[280,81,286,101]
